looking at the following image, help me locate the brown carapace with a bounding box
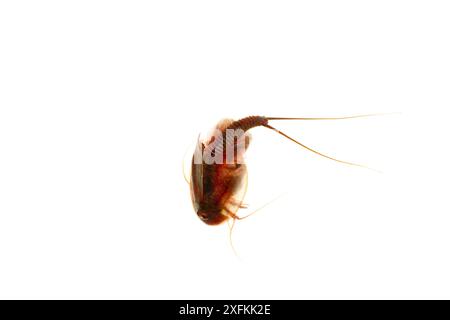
[189,114,380,227]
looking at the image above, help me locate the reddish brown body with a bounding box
[190,116,268,225]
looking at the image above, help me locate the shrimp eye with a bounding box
[198,212,209,221]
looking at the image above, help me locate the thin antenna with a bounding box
[227,217,240,259]
[266,113,392,121]
[264,123,379,172]
[226,194,284,258]
[235,194,285,220]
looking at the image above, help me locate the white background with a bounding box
[0,1,449,299]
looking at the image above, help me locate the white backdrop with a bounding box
[1,1,449,299]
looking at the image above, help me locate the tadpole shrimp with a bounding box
[187,114,383,248]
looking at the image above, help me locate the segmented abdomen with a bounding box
[226,115,268,132]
